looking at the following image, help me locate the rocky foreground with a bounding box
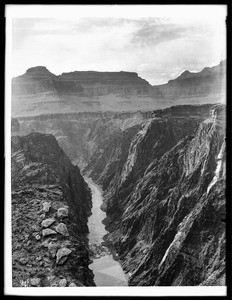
[11,132,94,287]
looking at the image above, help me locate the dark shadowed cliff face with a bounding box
[77,104,225,286]
[91,104,226,286]
[11,132,94,287]
[12,132,92,230]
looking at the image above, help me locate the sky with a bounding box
[8,5,227,85]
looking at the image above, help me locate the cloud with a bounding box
[131,21,187,47]
[11,15,226,84]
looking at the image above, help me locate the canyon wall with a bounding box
[83,104,226,286]
[15,111,149,169]
[11,103,226,286]
[11,132,94,287]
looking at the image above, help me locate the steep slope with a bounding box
[151,60,226,104]
[85,104,226,286]
[11,132,94,287]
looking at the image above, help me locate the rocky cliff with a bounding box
[14,111,149,169]
[83,104,226,286]
[11,103,226,286]
[11,132,94,287]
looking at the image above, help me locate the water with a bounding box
[85,177,128,286]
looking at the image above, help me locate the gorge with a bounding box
[11,61,226,287]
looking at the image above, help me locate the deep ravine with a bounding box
[85,177,128,286]
[11,103,226,286]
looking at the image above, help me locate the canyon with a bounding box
[10,61,226,287]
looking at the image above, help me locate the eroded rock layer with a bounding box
[11,61,225,117]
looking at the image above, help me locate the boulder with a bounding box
[31,224,40,232]
[47,275,56,283]
[19,257,28,265]
[75,281,84,287]
[59,278,67,287]
[55,223,69,236]
[69,282,77,287]
[41,218,56,228]
[56,247,72,265]
[47,242,58,258]
[43,202,51,213]
[40,213,46,219]
[57,207,69,218]
[42,228,57,237]
[30,277,41,287]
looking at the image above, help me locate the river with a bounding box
[85,178,128,286]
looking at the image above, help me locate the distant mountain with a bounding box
[11,61,226,117]
[151,60,226,100]
[12,67,150,97]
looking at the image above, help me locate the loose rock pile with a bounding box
[16,199,82,287]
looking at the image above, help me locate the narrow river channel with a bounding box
[85,177,128,286]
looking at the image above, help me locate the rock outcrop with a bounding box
[11,132,94,287]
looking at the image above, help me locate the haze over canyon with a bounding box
[12,60,225,117]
